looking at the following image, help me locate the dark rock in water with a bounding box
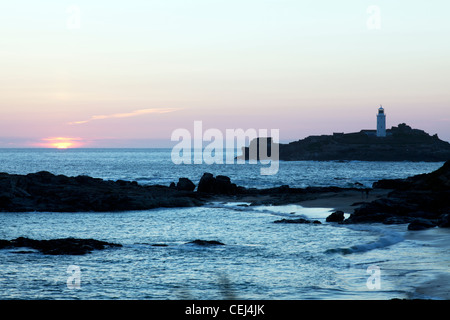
[0,171,204,212]
[151,243,169,247]
[0,239,10,249]
[215,175,235,194]
[197,173,216,193]
[326,210,345,222]
[407,219,437,231]
[197,173,238,195]
[0,237,122,255]
[176,178,196,191]
[187,239,225,246]
[274,218,321,224]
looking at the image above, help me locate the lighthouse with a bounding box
[377,105,386,137]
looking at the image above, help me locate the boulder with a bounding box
[326,210,345,222]
[176,178,196,191]
[407,219,437,231]
[197,173,237,194]
[187,239,225,246]
[197,173,216,193]
[215,175,233,194]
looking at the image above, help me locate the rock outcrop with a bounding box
[197,173,240,195]
[273,218,321,224]
[186,239,225,246]
[0,171,204,212]
[326,210,345,222]
[345,160,450,229]
[0,237,122,255]
[0,170,361,212]
[176,178,196,191]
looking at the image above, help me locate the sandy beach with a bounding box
[404,228,450,300]
[294,188,392,213]
[301,190,450,300]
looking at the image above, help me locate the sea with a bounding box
[0,148,449,300]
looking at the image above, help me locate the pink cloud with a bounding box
[68,108,182,125]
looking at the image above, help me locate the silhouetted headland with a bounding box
[239,123,450,161]
[345,159,450,230]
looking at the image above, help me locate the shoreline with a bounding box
[211,188,392,215]
[412,273,450,300]
[288,188,392,213]
[404,228,450,300]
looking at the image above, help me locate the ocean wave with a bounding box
[206,202,311,219]
[326,225,405,255]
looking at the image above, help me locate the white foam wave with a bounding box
[206,202,312,219]
[326,225,405,255]
[210,202,337,220]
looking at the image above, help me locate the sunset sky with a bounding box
[1,0,450,148]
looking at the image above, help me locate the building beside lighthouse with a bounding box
[377,105,386,137]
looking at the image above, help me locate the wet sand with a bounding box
[413,274,450,299]
[404,228,450,300]
[295,188,392,213]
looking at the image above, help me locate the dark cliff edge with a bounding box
[238,123,450,161]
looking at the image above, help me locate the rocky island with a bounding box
[239,123,450,161]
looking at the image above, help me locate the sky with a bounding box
[1,0,450,148]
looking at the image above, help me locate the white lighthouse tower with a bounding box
[376,105,386,137]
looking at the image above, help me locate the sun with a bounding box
[53,142,73,149]
[38,137,83,149]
